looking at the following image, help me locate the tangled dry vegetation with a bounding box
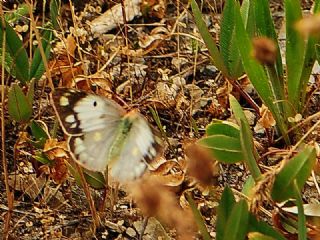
[1,0,319,239]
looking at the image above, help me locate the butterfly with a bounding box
[50,88,163,182]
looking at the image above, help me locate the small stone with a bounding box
[126,227,136,237]
[133,220,143,232]
[117,220,124,226]
[210,232,216,238]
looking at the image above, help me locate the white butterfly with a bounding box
[51,88,163,182]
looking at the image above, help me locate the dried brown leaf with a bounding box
[258,104,276,129]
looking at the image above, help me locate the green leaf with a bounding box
[197,135,243,163]
[69,163,106,190]
[8,83,32,122]
[50,0,61,30]
[240,119,261,181]
[223,200,249,240]
[0,47,14,75]
[4,3,29,23]
[242,176,255,197]
[27,78,35,104]
[229,94,250,126]
[0,20,30,83]
[271,146,316,202]
[250,0,283,81]
[30,29,52,80]
[248,213,286,240]
[186,193,210,240]
[30,120,49,148]
[83,169,106,190]
[34,153,54,166]
[247,232,276,240]
[220,0,243,78]
[206,121,240,138]
[233,2,289,144]
[216,187,236,240]
[190,0,229,77]
[315,0,320,12]
[293,181,307,240]
[285,0,317,112]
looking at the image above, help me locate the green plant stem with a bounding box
[186,193,211,240]
[294,180,307,240]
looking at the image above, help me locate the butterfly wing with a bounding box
[51,88,125,135]
[110,112,163,181]
[51,88,126,171]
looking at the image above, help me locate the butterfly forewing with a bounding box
[51,88,125,135]
[51,88,163,181]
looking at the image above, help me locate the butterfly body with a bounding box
[51,88,163,182]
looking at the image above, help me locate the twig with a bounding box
[0,4,14,239]
[74,162,101,232]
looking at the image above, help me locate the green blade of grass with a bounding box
[216,187,236,240]
[220,0,243,78]
[294,180,307,240]
[233,1,289,144]
[186,193,210,240]
[271,146,316,202]
[191,0,229,77]
[240,119,261,181]
[223,200,249,240]
[30,29,52,80]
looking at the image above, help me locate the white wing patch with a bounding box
[110,112,160,182]
[69,121,120,172]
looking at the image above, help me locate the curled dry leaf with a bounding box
[150,160,185,187]
[141,0,167,18]
[50,157,68,184]
[216,81,232,110]
[185,84,204,114]
[43,139,68,158]
[90,0,142,35]
[74,72,113,95]
[49,35,83,87]
[153,76,186,110]
[258,104,276,129]
[43,139,69,184]
[138,26,168,49]
[154,82,177,109]
[130,177,196,239]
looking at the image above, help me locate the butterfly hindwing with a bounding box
[51,88,163,181]
[110,112,163,181]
